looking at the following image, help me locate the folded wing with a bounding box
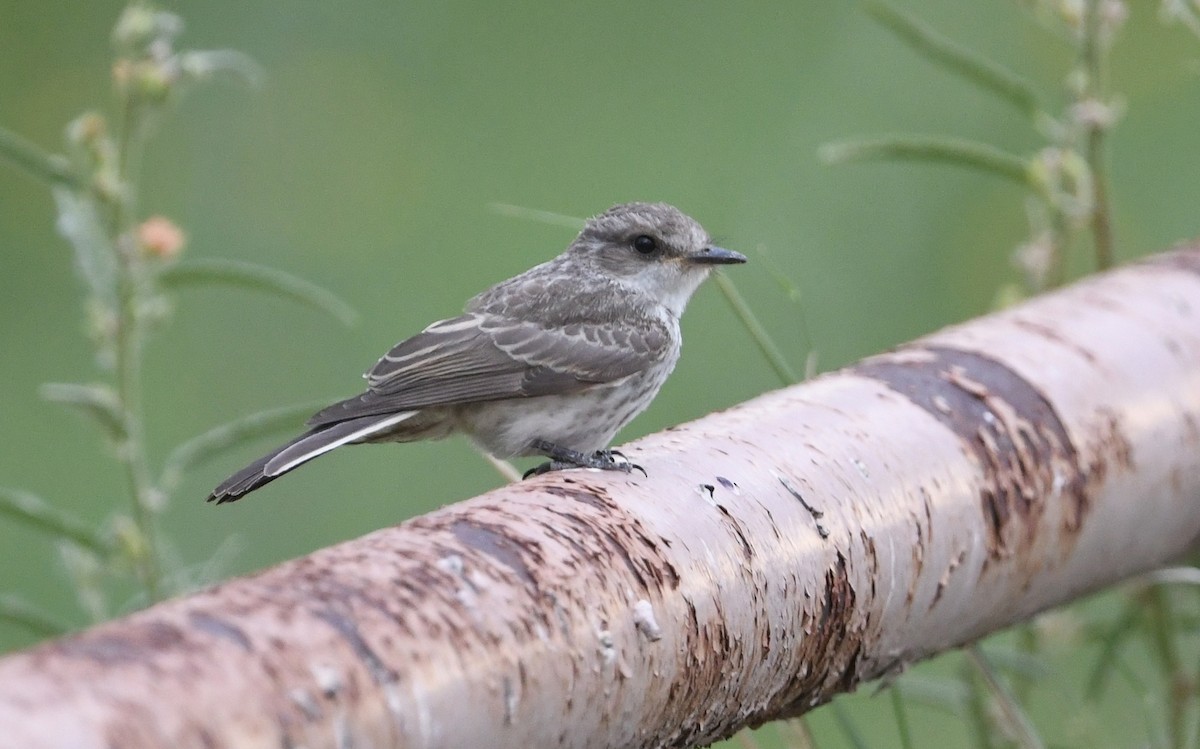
[306,313,670,427]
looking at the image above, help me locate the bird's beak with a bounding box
[686,246,747,265]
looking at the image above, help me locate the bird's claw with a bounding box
[594,449,647,476]
[523,443,646,479]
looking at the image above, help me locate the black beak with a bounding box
[687,246,747,265]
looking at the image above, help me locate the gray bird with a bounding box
[208,202,745,503]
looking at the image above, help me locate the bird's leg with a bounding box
[523,440,646,479]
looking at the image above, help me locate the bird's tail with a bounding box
[207,411,417,504]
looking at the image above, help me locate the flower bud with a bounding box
[138,216,186,259]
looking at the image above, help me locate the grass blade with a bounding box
[40,382,125,441]
[966,645,1046,749]
[0,594,72,637]
[487,202,585,230]
[894,674,969,715]
[864,1,1040,115]
[820,135,1031,186]
[0,125,83,188]
[1086,595,1143,699]
[160,401,324,490]
[830,700,872,749]
[756,247,817,377]
[0,488,113,556]
[713,273,800,386]
[51,187,118,304]
[160,258,358,326]
[890,684,916,749]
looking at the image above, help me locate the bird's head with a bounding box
[569,202,746,316]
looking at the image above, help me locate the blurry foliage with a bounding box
[823,0,1128,298]
[0,2,1198,749]
[0,4,351,624]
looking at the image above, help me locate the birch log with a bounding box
[1,250,1199,749]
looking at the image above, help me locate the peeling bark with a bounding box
[1,249,1199,748]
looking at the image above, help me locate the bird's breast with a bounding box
[454,363,676,459]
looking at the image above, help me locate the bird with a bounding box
[208,202,745,503]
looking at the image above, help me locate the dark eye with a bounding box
[632,235,658,254]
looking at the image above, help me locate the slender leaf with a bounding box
[51,186,118,304]
[894,675,969,715]
[962,655,999,749]
[0,594,72,637]
[481,452,523,483]
[966,645,1046,749]
[160,401,324,490]
[975,643,1050,681]
[160,258,357,326]
[890,684,916,749]
[830,700,871,749]
[1086,596,1143,699]
[40,382,125,440]
[820,135,1031,186]
[864,1,1040,115]
[731,728,766,749]
[713,273,800,386]
[0,125,82,188]
[179,49,265,87]
[0,488,113,556]
[779,717,819,749]
[755,247,817,377]
[1139,567,1200,587]
[487,202,585,230]
[1161,0,1200,39]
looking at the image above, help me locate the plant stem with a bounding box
[1080,0,1116,270]
[864,1,1039,116]
[0,125,83,188]
[109,90,163,602]
[966,645,1045,749]
[713,273,800,386]
[889,685,915,749]
[1146,585,1186,749]
[820,135,1031,187]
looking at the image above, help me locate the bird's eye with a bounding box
[632,235,658,255]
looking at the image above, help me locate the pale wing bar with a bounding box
[306,313,669,427]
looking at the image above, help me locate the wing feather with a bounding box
[306,313,670,427]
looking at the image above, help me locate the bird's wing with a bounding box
[306,313,669,427]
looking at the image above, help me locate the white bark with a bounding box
[1,250,1198,749]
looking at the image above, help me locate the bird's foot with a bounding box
[523,441,646,479]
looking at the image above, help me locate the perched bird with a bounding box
[208,202,745,503]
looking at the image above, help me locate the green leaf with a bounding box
[1085,596,1143,700]
[712,273,800,386]
[830,700,872,749]
[965,645,1046,749]
[160,258,358,326]
[894,675,969,716]
[0,125,83,189]
[160,401,324,490]
[0,488,113,556]
[51,187,118,304]
[0,594,71,638]
[755,247,818,377]
[179,49,265,87]
[820,135,1031,186]
[40,382,125,441]
[864,1,1040,116]
[487,202,585,230]
[974,644,1050,682]
[889,684,916,749]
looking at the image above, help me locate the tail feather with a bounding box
[208,411,417,504]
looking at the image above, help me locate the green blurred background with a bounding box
[1,1,1198,746]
